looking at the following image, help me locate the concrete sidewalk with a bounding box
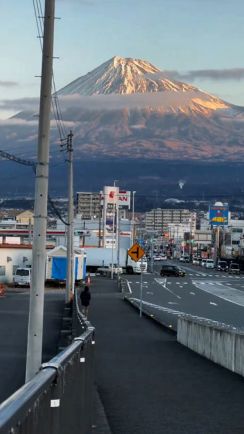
[90,276,244,434]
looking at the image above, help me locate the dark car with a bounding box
[160,265,186,277]
[229,263,240,275]
[217,260,228,272]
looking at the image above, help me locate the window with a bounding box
[0,266,6,276]
[232,228,242,233]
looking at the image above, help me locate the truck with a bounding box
[85,247,147,274]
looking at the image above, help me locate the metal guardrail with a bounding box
[0,289,95,434]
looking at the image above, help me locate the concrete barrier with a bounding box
[177,316,244,377]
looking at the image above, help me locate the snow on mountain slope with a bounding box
[57,56,230,116]
[5,56,244,162]
[58,56,198,96]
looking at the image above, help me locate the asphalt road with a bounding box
[0,289,64,403]
[90,276,244,434]
[125,260,244,330]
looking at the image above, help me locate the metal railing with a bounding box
[0,289,95,434]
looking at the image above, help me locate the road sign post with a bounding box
[128,243,145,262]
[128,243,145,318]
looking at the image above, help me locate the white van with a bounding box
[13,268,31,287]
[205,259,215,269]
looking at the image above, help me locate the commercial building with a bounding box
[76,192,101,220]
[145,208,194,232]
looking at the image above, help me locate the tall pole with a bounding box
[25,0,55,382]
[131,191,136,245]
[66,131,74,303]
[111,180,118,279]
[116,206,120,267]
[111,198,115,279]
[139,257,143,317]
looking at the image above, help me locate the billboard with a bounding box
[209,205,228,226]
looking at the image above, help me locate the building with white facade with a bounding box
[145,208,195,232]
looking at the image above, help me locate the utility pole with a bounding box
[116,206,120,268]
[131,191,136,245]
[25,0,55,382]
[66,131,74,303]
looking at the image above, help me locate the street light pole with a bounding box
[25,0,55,382]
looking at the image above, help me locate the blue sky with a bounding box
[1,0,244,118]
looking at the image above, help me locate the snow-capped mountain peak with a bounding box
[58,56,197,96]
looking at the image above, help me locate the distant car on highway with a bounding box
[229,263,240,275]
[160,254,167,261]
[153,255,162,261]
[205,259,215,269]
[179,255,190,263]
[217,260,228,272]
[160,265,186,277]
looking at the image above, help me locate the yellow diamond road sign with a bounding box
[128,243,145,262]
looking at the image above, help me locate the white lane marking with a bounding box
[179,285,183,288]
[126,281,132,294]
[210,301,218,306]
[154,278,181,299]
[146,291,154,295]
[190,291,195,295]
[129,298,229,326]
[168,301,178,305]
[183,282,188,285]
[192,280,244,307]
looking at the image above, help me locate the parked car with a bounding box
[201,259,207,267]
[13,267,31,287]
[229,263,240,275]
[217,260,228,272]
[205,259,215,269]
[160,265,186,277]
[192,257,201,265]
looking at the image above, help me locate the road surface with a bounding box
[125,260,244,330]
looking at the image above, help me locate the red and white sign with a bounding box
[118,190,131,209]
[100,187,131,208]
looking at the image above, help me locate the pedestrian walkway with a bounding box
[90,276,244,434]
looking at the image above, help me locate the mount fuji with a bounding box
[1,56,244,196]
[3,55,244,162]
